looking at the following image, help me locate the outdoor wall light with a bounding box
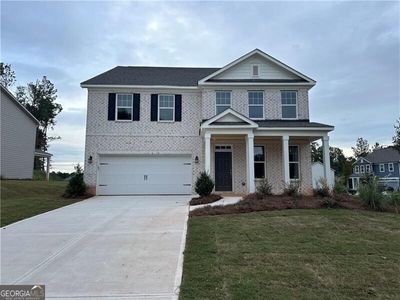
[88,156,93,164]
[194,156,199,164]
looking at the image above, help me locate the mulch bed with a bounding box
[190,193,366,217]
[189,194,222,206]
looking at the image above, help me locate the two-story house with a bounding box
[349,147,400,191]
[81,49,334,196]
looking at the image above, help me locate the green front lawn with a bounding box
[1,180,83,227]
[180,209,400,299]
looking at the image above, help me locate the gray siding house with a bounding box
[349,147,400,191]
[1,85,39,179]
[81,49,334,196]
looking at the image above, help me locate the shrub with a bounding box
[387,192,400,212]
[333,177,347,194]
[255,178,272,198]
[283,181,301,197]
[64,164,86,198]
[313,177,331,197]
[321,197,339,209]
[358,176,385,211]
[195,172,214,197]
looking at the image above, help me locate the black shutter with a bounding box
[151,94,158,121]
[133,93,140,121]
[175,94,182,122]
[108,93,116,120]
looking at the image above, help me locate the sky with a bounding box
[1,1,399,172]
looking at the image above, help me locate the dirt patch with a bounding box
[190,194,366,217]
[190,194,222,206]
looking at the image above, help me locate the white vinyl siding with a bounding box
[281,91,297,119]
[248,91,264,119]
[215,91,231,114]
[158,94,175,122]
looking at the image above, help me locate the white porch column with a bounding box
[246,133,255,193]
[46,157,50,181]
[322,135,331,182]
[204,132,211,175]
[282,135,290,185]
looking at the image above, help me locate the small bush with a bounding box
[33,169,46,181]
[195,172,214,197]
[255,178,272,198]
[283,181,301,197]
[64,164,86,198]
[333,177,347,194]
[313,177,331,197]
[321,197,339,209]
[358,176,385,211]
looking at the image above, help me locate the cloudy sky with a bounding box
[2,1,399,172]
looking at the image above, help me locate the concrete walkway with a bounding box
[189,196,242,211]
[1,196,190,299]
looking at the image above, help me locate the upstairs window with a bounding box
[248,91,264,119]
[289,145,299,180]
[281,91,297,119]
[216,91,231,114]
[388,163,394,172]
[365,164,371,173]
[360,165,365,173]
[254,146,265,179]
[354,165,359,174]
[116,94,133,120]
[379,164,385,172]
[158,94,175,122]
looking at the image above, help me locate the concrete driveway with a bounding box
[1,196,190,299]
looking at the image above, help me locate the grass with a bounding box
[180,209,400,299]
[1,180,83,227]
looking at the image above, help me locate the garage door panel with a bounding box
[97,155,192,195]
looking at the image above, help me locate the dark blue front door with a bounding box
[215,152,232,191]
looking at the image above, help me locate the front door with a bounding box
[215,152,232,191]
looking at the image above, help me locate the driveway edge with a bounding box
[172,204,189,299]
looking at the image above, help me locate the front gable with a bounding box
[199,49,315,85]
[201,108,258,129]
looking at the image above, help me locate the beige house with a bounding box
[81,49,334,195]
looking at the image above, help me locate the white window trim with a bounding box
[158,94,175,122]
[354,165,359,174]
[115,93,133,121]
[215,144,232,152]
[215,90,232,115]
[254,144,266,179]
[248,90,265,120]
[388,162,394,172]
[379,163,385,172]
[289,145,300,180]
[281,90,298,120]
[251,64,260,77]
[360,165,365,173]
[365,164,371,173]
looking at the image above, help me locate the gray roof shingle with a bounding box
[364,147,400,163]
[81,66,220,87]
[255,120,333,128]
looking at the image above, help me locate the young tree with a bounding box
[16,76,62,169]
[393,119,400,151]
[0,62,16,88]
[352,137,370,158]
[311,141,323,163]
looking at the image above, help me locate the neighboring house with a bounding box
[311,162,335,189]
[349,147,400,191]
[81,49,334,196]
[1,85,39,179]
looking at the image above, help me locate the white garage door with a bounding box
[97,155,192,195]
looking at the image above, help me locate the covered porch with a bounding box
[201,109,334,195]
